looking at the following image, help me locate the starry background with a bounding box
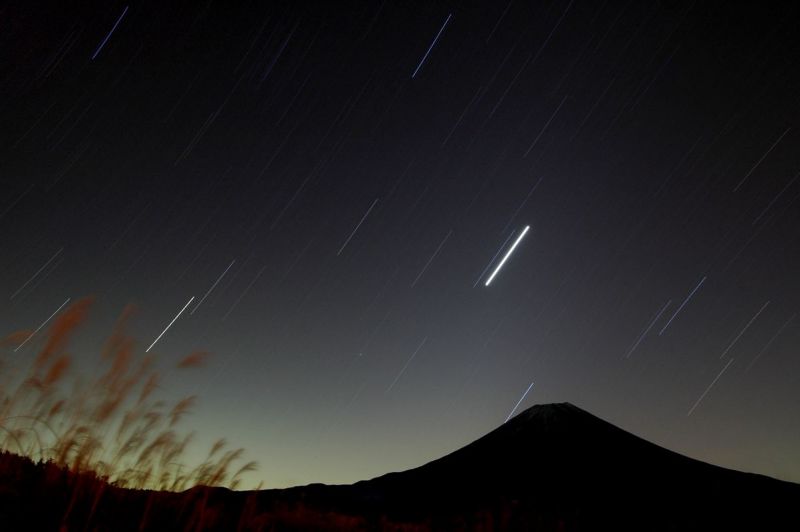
[2,0,799,488]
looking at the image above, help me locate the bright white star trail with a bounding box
[485,225,530,286]
[505,381,534,423]
[146,296,195,352]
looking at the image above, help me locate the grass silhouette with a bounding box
[0,298,379,529]
[0,297,257,492]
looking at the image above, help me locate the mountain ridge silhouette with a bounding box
[1,401,797,530]
[262,401,799,529]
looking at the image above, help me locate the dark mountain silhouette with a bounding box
[1,402,797,530]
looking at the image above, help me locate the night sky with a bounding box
[3,1,800,488]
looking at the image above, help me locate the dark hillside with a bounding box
[1,403,798,530]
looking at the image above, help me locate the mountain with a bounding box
[269,402,800,530]
[1,402,797,530]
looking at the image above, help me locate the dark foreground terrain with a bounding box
[1,403,798,531]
